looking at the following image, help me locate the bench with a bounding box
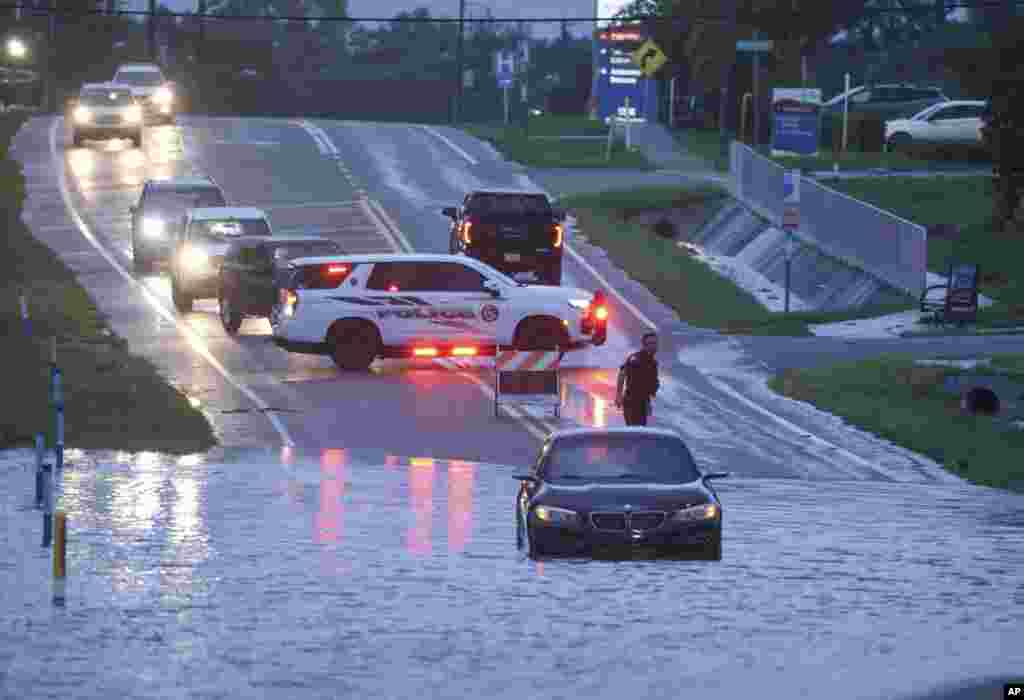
[920,262,980,326]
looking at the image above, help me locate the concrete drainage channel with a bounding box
[684,200,914,313]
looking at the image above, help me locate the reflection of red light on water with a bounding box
[316,449,347,545]
[407,459,435,556]
[447,461,475,553]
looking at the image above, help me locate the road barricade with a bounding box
[494,347,562,418]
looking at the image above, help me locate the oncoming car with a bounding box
[68,83,142,147]
[515,427,728,559]
[171,207,272,312]
[130,175,228,274]
[112,63,176,124]
[270,254,609,371]
[217,235,345,334]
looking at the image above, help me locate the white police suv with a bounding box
[270,254,609,371]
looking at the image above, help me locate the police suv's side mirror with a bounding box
[483,279,501,298]
[442,206,458,219]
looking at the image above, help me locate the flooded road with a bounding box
[3,447,1021,699]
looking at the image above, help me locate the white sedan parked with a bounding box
[885,100,987,150]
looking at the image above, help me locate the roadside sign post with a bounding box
[495,50,516,125]
[782,169,800,313]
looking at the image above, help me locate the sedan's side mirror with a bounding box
[483,279,502,298]
[702,471,730,480]
[513,474,538,483]
[442,206,458,219]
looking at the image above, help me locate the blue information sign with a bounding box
[593,26,649,123]
[771,88,823,157]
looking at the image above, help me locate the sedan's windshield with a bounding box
[543,434,701,483]
[191,219,271,243]
[145,188,226,216]
[115,71,164,86]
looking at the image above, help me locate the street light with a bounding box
[7,37,28,60]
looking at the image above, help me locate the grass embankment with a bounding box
[0,112,216,453]
[821,176,1024,329]
[770,354,1024,491]
[671,128,729,172]
[463,114,652,169]
[564,185,914,336]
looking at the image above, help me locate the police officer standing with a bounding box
[614,332,660,426]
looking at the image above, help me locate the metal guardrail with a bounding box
[729,141,927,299]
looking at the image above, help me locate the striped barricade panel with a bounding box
[494,348,562,418]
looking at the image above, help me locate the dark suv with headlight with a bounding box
[444,190,566,286]
[130,176,227,274]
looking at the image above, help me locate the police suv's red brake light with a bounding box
[451,346,477,356]
[319,263,352,288]
[326,264,349,275]
[413,347,439,357]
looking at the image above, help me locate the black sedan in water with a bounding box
[515,428,728,559]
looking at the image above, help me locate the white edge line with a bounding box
[704,374,948,483]
[420,125,479,166]
[49,117,295,448]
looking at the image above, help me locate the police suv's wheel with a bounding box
[171,276,193,313]
[329,320,381,372]
[514,317,569,351]
[219,293,243,335]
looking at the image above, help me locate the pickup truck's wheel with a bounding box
[514,317,569,351]
[329,319,381,371]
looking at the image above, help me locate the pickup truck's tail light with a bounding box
[279,288,299,317]
[552,223,563,248]
[460,220,473,245]
[413,347,439,357]
[452,346,478,356]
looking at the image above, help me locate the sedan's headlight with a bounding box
[568,298,591,311]
[124,105,143,123]
[180,245,209,270]
[142,218,165,238]
[533,505,579,525]
[154,86,173,104]
[74,106,91,123]
[672,503,720,523]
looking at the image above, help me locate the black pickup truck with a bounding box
[444,190,566,286]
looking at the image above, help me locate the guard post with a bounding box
[494,347,562,419]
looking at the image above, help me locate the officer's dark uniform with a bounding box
[620,350,659,426]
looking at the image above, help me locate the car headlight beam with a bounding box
[672,503,720,523]
[533,505,578,525]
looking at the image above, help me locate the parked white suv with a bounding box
[270,254,610,371]
[885,100,987,150]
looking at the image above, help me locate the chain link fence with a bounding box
[731,141,927,298]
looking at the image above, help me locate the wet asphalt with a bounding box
[4,115,1023,698]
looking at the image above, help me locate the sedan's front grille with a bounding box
[591,513,627,531]
[590,511,666,531]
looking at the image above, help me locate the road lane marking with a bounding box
[49,117,296,447]
[365,197,415,252]
[255,200,362,210]
[419,125,479,166]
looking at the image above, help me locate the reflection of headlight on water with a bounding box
[74,106,91,123]
[180,246,209,270]
[142,218,165,237]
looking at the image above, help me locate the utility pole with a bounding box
[455,0,466,124]
[718,0,738,160]
[148,0,157,62]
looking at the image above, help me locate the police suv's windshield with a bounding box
[146,188,226,216]
[79,89,134,106]
[543,434,701,483]
[114,71,164,86]
[191,219,271,244]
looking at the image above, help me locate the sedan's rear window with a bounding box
[542,434,701,483]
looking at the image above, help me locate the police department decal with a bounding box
[481,304,499,323]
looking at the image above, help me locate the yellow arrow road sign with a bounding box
[631,39,667,77]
